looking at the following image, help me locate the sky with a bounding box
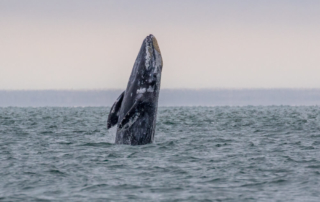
[0,0,320,89]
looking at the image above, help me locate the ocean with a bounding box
[1,106,320,201]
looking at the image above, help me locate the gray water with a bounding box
[1,106,320,201]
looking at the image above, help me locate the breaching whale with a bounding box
[107,34,163,145]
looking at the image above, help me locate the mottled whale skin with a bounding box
[107,35,163,145]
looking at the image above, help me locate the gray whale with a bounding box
[107,34,163,145]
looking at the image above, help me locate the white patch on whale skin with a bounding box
[145,36,153,70]
[147,86,154,92]
[119,112,140,132]
[145,46,151,70]
[130,113,140,127]
[137,88,146,94]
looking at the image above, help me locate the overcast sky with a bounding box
[1,0,320,89]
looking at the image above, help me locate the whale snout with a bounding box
[145,34,154,45]
[145,34,161,55]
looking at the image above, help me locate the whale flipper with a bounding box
[107,91,125,129]
[118,100,143,129]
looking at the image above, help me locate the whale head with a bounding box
[129,34,163,96]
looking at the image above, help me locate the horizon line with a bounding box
[1,88,320,91]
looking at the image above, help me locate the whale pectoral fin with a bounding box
[107,91,125,129]
[118,101,142,129]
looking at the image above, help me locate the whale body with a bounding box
[107,34,163,145]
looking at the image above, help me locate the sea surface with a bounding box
[1,106,320,202]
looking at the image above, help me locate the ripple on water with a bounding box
[1,106,320,201]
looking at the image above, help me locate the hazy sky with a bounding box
[1,0,320,89]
